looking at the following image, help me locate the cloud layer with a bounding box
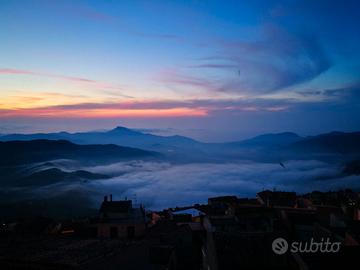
[76,159,360,209]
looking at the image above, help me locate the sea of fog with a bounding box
[32,159,360,210]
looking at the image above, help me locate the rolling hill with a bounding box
[226,132,302,148]
[1,168,110,187]
[0,139,158,166]
[287,131,360,154]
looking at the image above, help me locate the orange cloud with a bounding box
[0,92,97,110]
[0,95,291,120]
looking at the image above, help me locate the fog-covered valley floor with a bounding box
[84,159,360,209]
[2,159,359,216]
[1,130,360,218]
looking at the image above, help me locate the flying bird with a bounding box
[279,162,286,169]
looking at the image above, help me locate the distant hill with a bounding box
[1,168,110,187]
[0,126,199,153]
[342,160,360,175]
[0,190,98,219]
[287,132,360,154]
[0,139,158,166]
[1,128,360,162]
[227,132,302,148]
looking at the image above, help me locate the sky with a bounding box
[0,0,359,142]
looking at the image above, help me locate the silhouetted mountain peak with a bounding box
[58,131,70,135]
[107,126,143,136]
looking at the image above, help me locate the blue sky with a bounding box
[0,0,359,141]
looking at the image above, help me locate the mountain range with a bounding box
[1,127,360,162]
[0,126,198,151]
[1,127,359,218]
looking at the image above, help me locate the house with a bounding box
[96,195,146,239]
[206,196,240,216]
[257,190,297,207]
[315,205,347,229]
[201,206,291,270]
[170,207,205,223]
[148,220,203,270]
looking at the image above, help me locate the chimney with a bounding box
[104,195,108,202]
[110,194,113,201]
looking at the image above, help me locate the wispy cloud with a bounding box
[46,1,182,42]
[158,24,331,96]
[0,97,292,119]
[0,104,207,119]
[159,70,213,89]
[219,25,331,91]
[0,68,130,96]
[1,68,98,84]
[46,1,115,23]
[186,64,238,69]
[1,58,357,122]
[296,82,360,101]
[2,78,358,120]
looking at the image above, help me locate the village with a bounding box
[1,189,360,270]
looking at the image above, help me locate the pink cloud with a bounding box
[0,68,97,83]
[0,68,36,75]
[0,68,129,95]
[0,96,293,120]
[155,69,222,95]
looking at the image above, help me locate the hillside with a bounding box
[287,132,360,154]
[1,168,110,187]
[0,139,158,166]
[227,132,302,148]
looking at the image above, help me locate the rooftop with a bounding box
[100,200,132,214]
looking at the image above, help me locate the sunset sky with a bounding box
[1,0,359,141]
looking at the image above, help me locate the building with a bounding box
[201,206,292,270]
[148,220,203,270]
[95,195,146,239]
[257,190,297,207]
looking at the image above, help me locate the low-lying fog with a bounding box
[27,159,360,210]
